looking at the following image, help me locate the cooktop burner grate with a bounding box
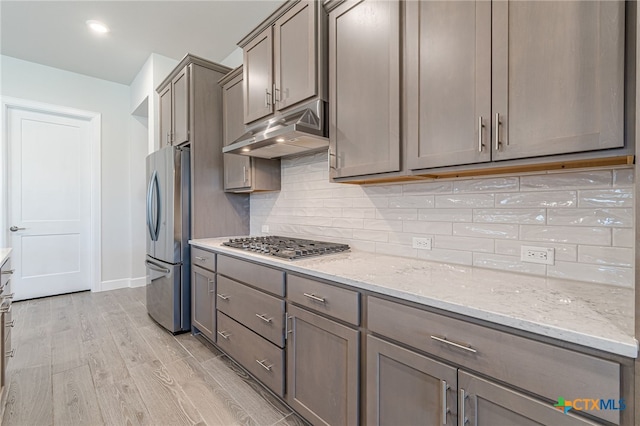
[222,236,350,260]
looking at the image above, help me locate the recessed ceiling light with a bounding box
[86,20,110,34]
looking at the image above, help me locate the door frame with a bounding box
[0,96,102,292]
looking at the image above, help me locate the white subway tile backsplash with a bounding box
[402,181,454,195]
[520,170,612,191]
[434,236,495,253]
[547,208,632,228]
[520,225,611,245]
[578,188,633,208]
[375,208,418,221]
[613,168,634,187]
[403,221,453,235]
[388,195,435,209]
[612,228,634,248]
[578,246,633,267]
[473,209,545,224]
[496,191,576,208]
[547,262,633,288]
[453,223,519,239]
[453,177,519,193]
[417,248,473,266]
[435,194,495,208]
[494,240,578,262]
[251,153,633,287]
[473,253,547,276]
[418,208,472,222]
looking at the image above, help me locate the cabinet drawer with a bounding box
[368,296,621,425]
[217,276,285,347]
[287,274,359,325]
[1,258,12,289]
[191,247,215,272]
[218,255,285,297]
[217,312,284,397]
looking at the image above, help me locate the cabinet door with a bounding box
[492,1,624,161]
[222,71,252,190]
[406,0,491,170]
[243,27,274,124]
[366,335,457,426]
[287,304,359,426]
[172,65,190,146]
[274,0,316,110]
[458,371,599,426]
[329,0,401,178]
[159,84,172,148]
[191,265,215,342]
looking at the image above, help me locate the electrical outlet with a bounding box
[261,225,269,234]
[412,237,432,250]
[520,245,554,265]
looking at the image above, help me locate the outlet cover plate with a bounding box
[412,237,432,250]
[521,245,554,265]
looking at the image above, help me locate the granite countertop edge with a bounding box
[190,238,638,358]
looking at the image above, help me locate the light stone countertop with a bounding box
[0,248,11,268]
[190,238,637,358]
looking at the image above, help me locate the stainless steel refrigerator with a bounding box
[145,146,190,333]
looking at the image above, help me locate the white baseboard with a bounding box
[130,276,147,288]
[99,278,130,292]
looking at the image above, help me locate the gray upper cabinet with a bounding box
[240,0,326,125]
[491,1,624,161]
[406,0,492,170]
[274,0,317,110]
[220,66,281,193]
[158,66,190,148]
[328,0,401,179]
[243,27,274,124]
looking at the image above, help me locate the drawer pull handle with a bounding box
[217,330,231,340]
[0,304,11,314]
[255,313,272,323]
[303,293,325,303]
[459,388,469,425]
[256,359,273,371]
[5,320,14,328]
[441,380,450,424]
[0,270,14,275]
[5,349,15,358]
[217,294,230,301]
[430,335,477,354]
[1,293,14,300]
[194,256,208,261]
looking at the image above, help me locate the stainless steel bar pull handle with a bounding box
[256,359,273,371]
[478,117,485,152]
[208,279,214,293]
[5,349,15,358]
[5,320,15,328]
[255,313,272,323]
[430,335,477,353]
[441,380,450,425]
[217,293,229,301]
[194,256,207,261]
[2,293,14,300]
[0,304,11,314]
[495,113,502,151]
[0,270,14,275]
[265,88,271,107]
[217,330,231,340]
[303,293,326,303]
[242,166,248,184]
[9,226,25,232]
[459,389,468,426]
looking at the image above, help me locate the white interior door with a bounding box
[8,107,91,301]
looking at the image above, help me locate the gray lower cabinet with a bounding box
[0,256,14,404]
[220,66,280,193]
[366,335,457,426]
[191,264,215,342]
[328,0,401,179]
[286,304,359,426]
[458,371,598,426]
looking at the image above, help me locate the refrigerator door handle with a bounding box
[152,170,161,241]
[145,259,170,274]
[146,170,156,241]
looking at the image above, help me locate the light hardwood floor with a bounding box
[2,287,308,426]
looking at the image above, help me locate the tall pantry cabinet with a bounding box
[156,54,250,239]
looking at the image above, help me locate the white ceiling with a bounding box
[0,1,285,85]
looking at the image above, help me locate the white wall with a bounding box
[1,54,133,288]
[252,152,635,288]
[220,47,243,69]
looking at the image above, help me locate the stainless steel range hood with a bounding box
[223,100,328,159]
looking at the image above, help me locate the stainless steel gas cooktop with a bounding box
[222,236,350,260]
